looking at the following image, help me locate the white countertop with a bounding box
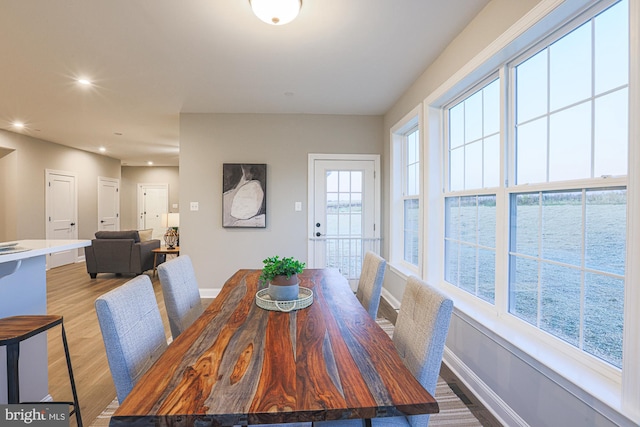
[0,239,91,263]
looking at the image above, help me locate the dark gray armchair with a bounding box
[85,230,163,278]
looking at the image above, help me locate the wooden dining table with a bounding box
[110,268,438,426]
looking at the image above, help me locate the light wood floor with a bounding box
[46,262,500,427]
[46,262,212,427]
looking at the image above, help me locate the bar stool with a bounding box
[0,315,82,427]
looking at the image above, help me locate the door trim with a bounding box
[137,183,169,233]
[307,153,381,267]
[45,169,79,268]
[98,176,120,231]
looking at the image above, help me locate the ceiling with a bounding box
[0,0,489,166]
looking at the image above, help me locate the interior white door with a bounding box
[138,184,168,239]
[308,155,380,290]
[46,169,78,268]
[98,177,120,231]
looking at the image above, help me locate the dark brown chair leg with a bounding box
[61,323,83,427]
[6,342,20,403]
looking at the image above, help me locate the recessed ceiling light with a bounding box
[147,161,154,166]
[12,122,24,129]
[77,78,92,86]
[99,147,106,153]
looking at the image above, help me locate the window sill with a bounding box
[388,261,419,280]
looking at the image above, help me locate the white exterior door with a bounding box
[98,177,120,231]
[308,154,380,290]
[45,169,78,268]
[137,184,168,239]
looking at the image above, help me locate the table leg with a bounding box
[363,419,372,427]
[153,253,158,277]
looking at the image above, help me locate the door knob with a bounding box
[316,223,321,227]
[70,222,76,226]
[316,232,322,237]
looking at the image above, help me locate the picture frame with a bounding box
[222,163,267,228]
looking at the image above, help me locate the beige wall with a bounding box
[120,166,180,230]
[0,129,121,242]
[0,148,17,242]
[180,113,383,290]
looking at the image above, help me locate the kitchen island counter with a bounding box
[0,239,90,403]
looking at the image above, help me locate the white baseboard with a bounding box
[199,288,220,299]
[381,288,401,310]
[443,347,529,427]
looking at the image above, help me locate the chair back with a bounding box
[394,276,453,427]
[157,255,204,339]
[355,251,386,319]
[95,275,168,403]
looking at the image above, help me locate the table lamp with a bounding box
[163,213,179,249]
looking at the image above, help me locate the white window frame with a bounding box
[442,75,502,304]
[420,0,640,422]
[390,104,423,277]
[503,3,630,372]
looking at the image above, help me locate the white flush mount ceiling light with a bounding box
[249,0,301,25]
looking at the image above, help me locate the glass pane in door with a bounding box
[325,170,364,279]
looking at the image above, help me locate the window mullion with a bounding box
[545,47,551,184]
[580,189,587,351]
[590,18,596,179]
[536,193,542,328]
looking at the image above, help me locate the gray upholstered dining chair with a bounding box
[315,275,453,427]
[157,255,204,340]
[356,251,386,319]
[95,275,168,403]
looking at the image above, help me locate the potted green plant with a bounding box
[260,255,306,301]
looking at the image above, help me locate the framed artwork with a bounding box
[223,163,267,228]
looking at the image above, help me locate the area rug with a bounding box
[90,320,482,427]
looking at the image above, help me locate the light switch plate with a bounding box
[295,202,302,211]
[190,202,199,211]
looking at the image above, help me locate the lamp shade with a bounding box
[167,213,180,228]
[250,0,301,25]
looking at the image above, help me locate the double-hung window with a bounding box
[440,0,628,370]
[444,78,500,304]
[508,0,628,368]
[403,125,420,266]
[391,108,421,273]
